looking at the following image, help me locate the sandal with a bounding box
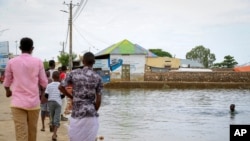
[52,134,57,141]
[40,128,45,132]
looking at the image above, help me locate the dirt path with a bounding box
[0,84,69,141]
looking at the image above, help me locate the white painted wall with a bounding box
[111,54,145,73]
[110,54,145,81]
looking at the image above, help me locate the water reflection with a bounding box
[230,112,236,120]
[98,89,250,141]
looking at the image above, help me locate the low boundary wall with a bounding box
[104,72,250,89]
[144,72,250,82]
[104,81,250,89]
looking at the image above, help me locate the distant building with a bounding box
[234,62,250,72]
[145,57,180,73]
[95,39,150,81]
[180,59,204,68]
[0,41,9,71]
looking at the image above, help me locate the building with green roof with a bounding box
[95,39,153,81]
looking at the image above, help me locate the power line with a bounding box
[73,24,111,46]
[73,0,88,22]
[72,0,83,18]
[64,25,69,51]
[0,29,9,36]
[73,24,98,51]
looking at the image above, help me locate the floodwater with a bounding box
[98,89,250,141]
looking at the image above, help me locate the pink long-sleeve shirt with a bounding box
[3,53,48,109]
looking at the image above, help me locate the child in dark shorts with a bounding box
[40,100,50,131]
[40,70,52,131]
[45,71,64,140]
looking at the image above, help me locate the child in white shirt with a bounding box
[45,71,65,140]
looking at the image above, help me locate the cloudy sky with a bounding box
[0,0,250,65]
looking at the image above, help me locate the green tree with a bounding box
[149,49,172,58]
[212,62,223,68]
[43,60,49,70]
[57,52,77,67]
[186,45,216,68]
[215,55,238,68]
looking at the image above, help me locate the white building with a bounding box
[94,39,149,81]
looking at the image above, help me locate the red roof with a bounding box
[234,66,250,72]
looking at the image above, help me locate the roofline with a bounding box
[95,54,110,59]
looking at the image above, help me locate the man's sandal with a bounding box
[40,128,45,132]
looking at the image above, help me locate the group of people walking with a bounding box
[40,59,68,140]
[3,37,103,141]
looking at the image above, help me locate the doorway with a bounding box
[121,64,130,81]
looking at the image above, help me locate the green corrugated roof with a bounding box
[95,39,148,56]
[106,39,134,54]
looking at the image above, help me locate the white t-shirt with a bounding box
[45,81,62,105]
[48,69,56,80]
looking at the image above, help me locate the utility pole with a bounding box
[62,42,65,54]
[63,1,79,71]
[15,40,18,55]
[69,1,73,71]
[59,42,65,54]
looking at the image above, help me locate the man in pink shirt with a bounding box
[3,37,48,141]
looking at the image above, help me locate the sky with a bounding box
[0,0,250,65]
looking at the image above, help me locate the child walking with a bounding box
[40,92,50,131]
[45,71,64,141]
[40,70,53,131]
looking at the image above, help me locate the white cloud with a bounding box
[1,0,250,64]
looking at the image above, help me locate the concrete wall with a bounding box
[146,57,180,69]
[211,68,234,71]
[144,72,250,82]
[110,54,145,81]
